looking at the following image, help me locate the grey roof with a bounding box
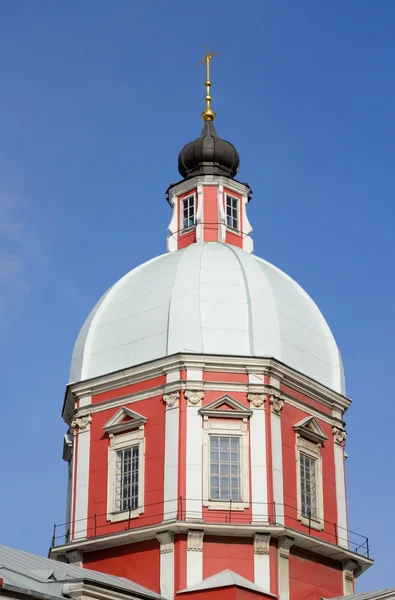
[324,591,395,600]
[0,544,163,600]
[178,569,277,597]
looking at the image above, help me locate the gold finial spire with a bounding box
[197,45,219,122]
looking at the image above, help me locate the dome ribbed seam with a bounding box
[219,243,254,356]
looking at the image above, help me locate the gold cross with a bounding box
[197,45,219,121]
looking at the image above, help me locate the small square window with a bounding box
[225,195,239,231]
[182,195,195,230]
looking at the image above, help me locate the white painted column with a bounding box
[270,394,284,525]
[157,532,174,600]
[333,426,348,548]
[185,369,204,520]
[278,536,294,600]
[72,414,92,540]
[186,530,204,588]
[248,390,268,522]
[254,533,270,591]
[163,372,180,521]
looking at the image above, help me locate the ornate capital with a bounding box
[343,559,358,581]
[66,550,83,567]
[254,533,270,555]
[278,535,294,559]
[247,393,266,408]
[163,391,180,408]
[333,426,347,446]
[187,529,204,551]
[185,389,205,406]
[156,531,174,554]
[70,415,92,432]
[270,396,284,415]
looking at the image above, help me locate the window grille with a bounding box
[115,446,139,512]
[300,452,317,518]
[226,195,239,230]
[209,436,241,501]
[182,195,195,229]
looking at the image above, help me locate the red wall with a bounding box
[289,547,343,600]
[281,403,338,544]
[203,185,219,242]
[83,540,160,594]
[87,393,165,537]
[203,536,254,581]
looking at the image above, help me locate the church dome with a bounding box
[70,243,345,393]
[178,121,240,179]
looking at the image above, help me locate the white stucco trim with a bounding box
[271,411,284,525]
[157,532,174,600]
[186,405,203,519]
[196,185,204,243]
[295,435,324,530]
[186,530,204,588]
[73,425,91,540]
[254,533,270,590]
[164,401,179,520]
[202,417,250,510]
[106,427,145,522]
[334,442,348,548]
[250,407,268,521]
[277,536,294,600]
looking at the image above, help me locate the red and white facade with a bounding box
[53,125,372,600]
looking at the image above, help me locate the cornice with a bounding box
[166,175,252,203]
[51,520,372,576]
[64,353,351,424]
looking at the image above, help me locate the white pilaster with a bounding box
[163,384,180,520]
[254,533,270,590]
[248,390,268,522]
[185,388,204,520]
[270,395,284,524]
[333,426,348,548]
[196,184,204,243]
[72,415,92,540]
[186,530,204,588]
[157,531,174,600]
[278,536,294,600]
[342,559,357,596]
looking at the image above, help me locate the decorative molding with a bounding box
[248,393,266,408]
[270,396,284,415]
[70,415,92,432]
[254,533,270,555]
[199,394,252,419]
[343,559,358,581]
[156,531,174,554]
[294,416,328,444]
[278,535,295,559]
[187,530,204,552]
[163,391,180,408]
[333,426,347,446]
[185,389,205,406]
[66,550,83,567]
[102,407,147,435]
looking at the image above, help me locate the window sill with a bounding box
[226,226,241,236]
[180,226,196,236]
[108,507,143,523]
[299,515,323,531]
[204,500,249,511]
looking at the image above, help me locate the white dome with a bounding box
[70,243,345,394]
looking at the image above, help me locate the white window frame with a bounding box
[296,435,324,530]
[180,194,196,233]
[107,427,145,523]
[203,418,249,511]
[225,194,240,233]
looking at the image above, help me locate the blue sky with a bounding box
[0,0,394,590]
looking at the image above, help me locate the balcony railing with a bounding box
[51,498,369,558]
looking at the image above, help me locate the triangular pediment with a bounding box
[199,395,252,419]
[103,406,147,435]
[293,416,328,444]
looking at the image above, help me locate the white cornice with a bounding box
[64,354,351,424]
[167,176,251,203]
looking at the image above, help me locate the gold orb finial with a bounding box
[197,45,219,122]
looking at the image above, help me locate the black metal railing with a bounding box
[51,498,369,558]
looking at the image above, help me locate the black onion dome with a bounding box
[178,121,240,179]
